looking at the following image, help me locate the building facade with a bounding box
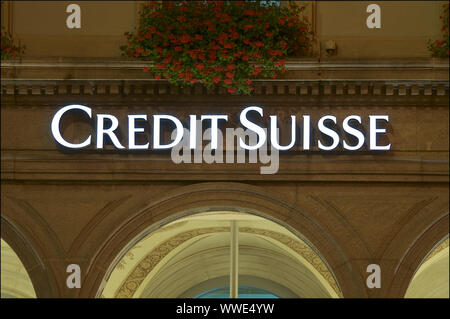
[1,1,449,298]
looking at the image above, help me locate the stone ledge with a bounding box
[1,79,448,97]
[1,150,448,183]
[1,58,448,80]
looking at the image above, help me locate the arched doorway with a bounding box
[1,238,37,298]
[100,211,342,298]
[405,237,449,298]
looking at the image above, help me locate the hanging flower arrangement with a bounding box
[121,1,312,94]
[1,26,25,60]
[428,3,449,58]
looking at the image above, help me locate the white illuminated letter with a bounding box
[366,4,381,29]
[239,106,266,150]
[128,115,149,149]
[153,115,183,149]
[66,4,81,29]
[51,104,92,149]
[369,115,391,150]
[318,115,340,150]
[303,115,311,150]
[343,115,365,150]
[200,115,228,150]
[96,114,125,149]
[270,115,296,150]
[189,115,197,150]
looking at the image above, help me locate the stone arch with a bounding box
[1,238,36,298]
[404,236,449,298]
[80,182,368,298]
[1,216,58,298]
[384,211,449,298]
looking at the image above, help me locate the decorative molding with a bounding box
[114,227,228,298]
[2,59,448,99]
[423,238,449,264]
[1,79,448,98]
[112,227,342,298]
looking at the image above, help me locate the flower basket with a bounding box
[428,3,449,58]
[121,1,312,94]
[1,26,25,60]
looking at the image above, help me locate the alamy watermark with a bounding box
[170,121,280,174]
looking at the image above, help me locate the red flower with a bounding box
[177,16,187,23]
[175,46,183,52]
[266,31,273,37]
[245,79,252,85]
[223,42,234,49]
[154,74,161,80]
[220,14,232,23]
[180,34,191,44]
[243,25,254,31]
[198,54,206,60]
[195,34,203,41]
[212,76,221,84]
[224,79,232,85]
[149,26,156,34]
[142,67,149,73]
[227,88,237,94]
[188,50,197,59]
[252,67,262,75]
[254,41,264,48]
[196,63,205,70]
[226,72,234,79]
[227,64,236,70]
[208,53,216,62]
[210,43,220,50]
[243,38,251,45]
[268,49,277,57]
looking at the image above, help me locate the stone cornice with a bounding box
[1,59,448,98]
[2,60,449,80]
[1,79,448,98]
